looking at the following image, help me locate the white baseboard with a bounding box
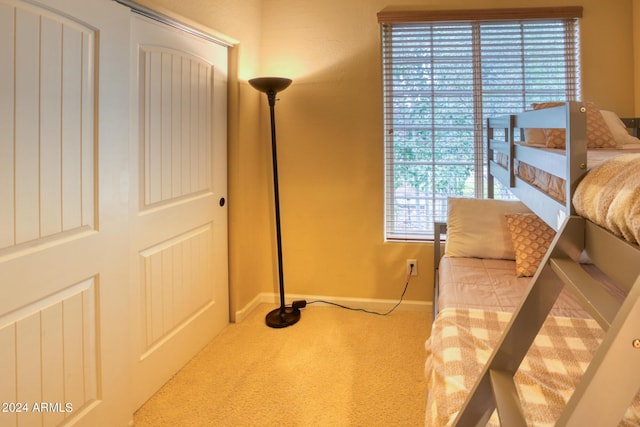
[233,293,273,323]
[234,292,432,323]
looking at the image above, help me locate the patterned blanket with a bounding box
[573,153,640,245]
[425,308,640,426]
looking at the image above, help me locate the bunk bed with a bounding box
[487,101,640,230]
[426,102,640,426]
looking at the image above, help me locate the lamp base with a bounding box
[265,306,301,328]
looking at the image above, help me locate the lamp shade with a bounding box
[249,77,292,94]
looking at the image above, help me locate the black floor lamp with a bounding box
[249,77,304,328]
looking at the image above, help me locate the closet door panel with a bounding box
[130,14,229,409]
[0,0,131,426]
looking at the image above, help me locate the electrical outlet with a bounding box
[406,259,418,276]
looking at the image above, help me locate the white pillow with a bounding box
[445,198,532,260]
[600,110,640,147]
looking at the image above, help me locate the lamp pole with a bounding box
[249,77,303,328]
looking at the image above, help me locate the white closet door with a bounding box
[129,14,229,409]
[0,0,131,426]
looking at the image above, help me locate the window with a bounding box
[380,8,581,240]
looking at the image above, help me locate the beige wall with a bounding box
[140,0,637,316]
[635,0,640,113]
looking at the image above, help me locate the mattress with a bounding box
[425,307,640,426]
[437,257,627,318]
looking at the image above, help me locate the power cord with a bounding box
[305,264,414,316]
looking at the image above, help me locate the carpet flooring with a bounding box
[133,303,431,426]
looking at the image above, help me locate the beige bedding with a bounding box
[430,257,635,425]
[573,153,640,245]
[437,257,627,318]
[425,308,640,426]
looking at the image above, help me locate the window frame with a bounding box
[379,7,582,241]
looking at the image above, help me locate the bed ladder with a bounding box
[453,216,640,427]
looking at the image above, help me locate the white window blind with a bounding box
[381,13,580,240]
